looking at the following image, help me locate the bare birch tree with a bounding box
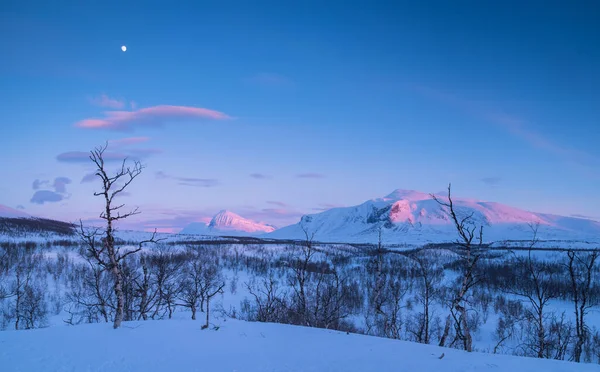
[79,143,161,329]
[432,183,484,352]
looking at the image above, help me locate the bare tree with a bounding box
[432,183,484,352]
[178,259,205,320]
[79,143,161,329]
[409,250,443,344]
[565,249,599,362]
[287,222,317,325]
[201,263,225,329]
[506,222,557,358]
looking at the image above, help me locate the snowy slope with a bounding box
[267,189,600,244]
[0,204,29,218]
[0,318,594,372]
[181,210,275,236]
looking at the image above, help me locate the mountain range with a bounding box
[3,188,599,244]
[266,189,600,244]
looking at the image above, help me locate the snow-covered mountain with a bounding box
[267,189,600,244]
[180,210,276,236]
[0,204,30,219]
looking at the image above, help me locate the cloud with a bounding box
[57,151,129,163]
[75,105,230,131]
[246,73,294,87]
[312,203,344,211]
[412,85,600,174]
[242,207,304,227]
[32,179,49,190]
[89,94,125,109]
[53,177,72,193]
[250,173,272,179]
[80,172,97,183]
[481,177,502,187]
[29,176,71,204]
[16,205,25,210]
[109,137,150,146]
[156,171,219,188]
[267,201,287,207]
[297,173,326,179]
[30,190,65,205]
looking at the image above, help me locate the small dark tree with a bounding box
[565,249,599,362]
[506,223,558,358]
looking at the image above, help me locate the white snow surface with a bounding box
[267,189,600,244]
[0,318,594,372]
[181,209,275,236]
[0,204,29,218]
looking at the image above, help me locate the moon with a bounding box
[121,45,127,52]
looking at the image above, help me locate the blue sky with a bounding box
[1,1,599,231]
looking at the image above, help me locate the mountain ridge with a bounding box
[266,189,600,244]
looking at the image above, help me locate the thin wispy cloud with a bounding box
[75,105,230,131]
[266,201,287,207]
[109,137,151,146]
[312,203,344,211]
[297,173,326,179]
[57,151,129,163]
[80,172,97,183]
[250,173,272,179]
[156,171,219,188]
[89,94,125,109]
[481,177,502,187]
[412,85,600,175]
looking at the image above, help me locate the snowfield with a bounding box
[1,318,596,372]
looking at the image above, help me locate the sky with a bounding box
[1,1,599,232]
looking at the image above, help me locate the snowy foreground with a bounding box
[1,319,595,372]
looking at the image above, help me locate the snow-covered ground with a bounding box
[1,317,596,372]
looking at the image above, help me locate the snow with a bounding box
[181,210,275,236]
[267,189,600,246]
[0,318,595,372]
[0,204,29,219]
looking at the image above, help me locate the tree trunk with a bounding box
[439,314,452,347]
[191,304,196,320]
[112,264,124,329]
[205,297,210,329]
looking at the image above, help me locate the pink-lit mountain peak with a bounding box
[181,210,275,236]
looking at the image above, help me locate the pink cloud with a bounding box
[57,151,129,163]
[89,94,125,109]
[250,173,272,179]
[75,105,230,131]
